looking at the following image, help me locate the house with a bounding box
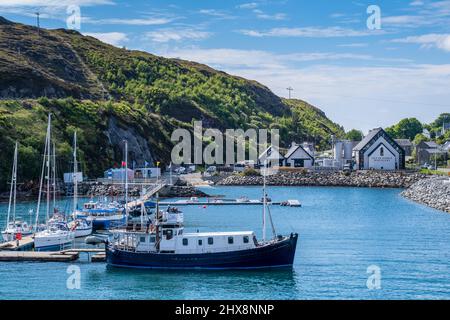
[394,139,414,157]
[104,168,134,181]
[441,123,450,136]
[416,141,447,165]
[353,128,405,170]
[284,142,315,168]
[134,167,161,179]
[442,141,450,152]
[258,146,285,167]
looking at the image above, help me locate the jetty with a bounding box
[126,182,165,209]
[159,200,283,206]
[0,251,79,262]
[0,235,34,251]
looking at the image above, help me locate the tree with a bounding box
[413,133,429,145]
[345,129,363,141]
[386,118,423,140]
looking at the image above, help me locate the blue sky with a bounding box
[1,0,449,132]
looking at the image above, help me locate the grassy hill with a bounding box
[0,17,344,191]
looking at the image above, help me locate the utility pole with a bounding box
[36,12,40,35]
[286,87,293,99]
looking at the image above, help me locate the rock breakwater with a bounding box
[401,177,450,213]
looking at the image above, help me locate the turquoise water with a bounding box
[0,186,449,300]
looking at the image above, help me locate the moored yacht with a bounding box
[1,142,33,242]
[106,164,298,270]
[33,114,75,251]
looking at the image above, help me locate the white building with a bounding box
[104,168,134,181]
[134,167,161,179]
[284,143,315,168]
[353,128,405,170]
[258,146,285,167]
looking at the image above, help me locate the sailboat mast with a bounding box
[12,142,18,223]
[52,141,56,214]
[73,132,78,218]
[46,115,51,226]
[35,115,50,231]
[124,140,129,226]
[262,161,267,243]
[6,142,18,226]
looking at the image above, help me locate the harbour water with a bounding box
[0,186,449,300]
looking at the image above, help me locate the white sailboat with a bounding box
[1,142,33,242]
[67,131,92,237]
[34,114,75,251]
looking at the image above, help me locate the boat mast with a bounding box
[124,140,129,226]
[35,114,50,231]
[262,160,267,243]
[52,141,56,214]
[46,115,51,227]
[6,142,18,226]
[73,131,78,219]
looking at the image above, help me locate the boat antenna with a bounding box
[6,142,18,226]
[35,114,50,231]
[73,131,78,219]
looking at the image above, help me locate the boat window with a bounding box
[198,239,203,246]
[166,229,173,240]
[150,237,156,243]
[182,238,188,246]
[140,237,146,243]
[228,237,234,244]
[243,236,249,244]
[208,237,214,245]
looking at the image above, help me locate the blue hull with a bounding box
[91,217,126,230]
[106,233,298,270]
[34,242,73,252]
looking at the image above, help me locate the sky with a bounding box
[1,0,449,133]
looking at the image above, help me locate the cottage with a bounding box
[284,143,315,168]
[353,128,405,170]
[416,141,447,165]
[258,146,284,167]
[394,139,413,157]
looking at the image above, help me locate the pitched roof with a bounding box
[394,139,413,147]
[284,144,313,159]
[353,128,383,151]
[421,141,439,148]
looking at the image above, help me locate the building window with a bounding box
[380,147,384,157]
[228,237,234,244]
[198,239,203,246]
[182,238,188,246]
[208,237,214,245]
[243,236,249,244]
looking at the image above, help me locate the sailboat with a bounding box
[1,142,33,242]
[67,131,92,238]
[34,114,75,251]
[105,161,298,269]
[77,140,128,230]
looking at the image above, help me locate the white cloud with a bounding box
[238,27,384,38]
[158,47,450,131]
[410,0,424,6]
[84,17,174,25]
[252,9,287,21]
[83,32,128,46]
[391,34,450,52]
[0,0,113,6]
[198,9,234,19]
[237,2,259,9]
[145,29,211,43]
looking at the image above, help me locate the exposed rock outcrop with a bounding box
[402,177,450,213]
[217,171,427,188]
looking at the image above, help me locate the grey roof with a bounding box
[421,141,440,148]
[425,148,446,154]
[284,144,313,159]
[353,128,383,151]
[394,139,413,147]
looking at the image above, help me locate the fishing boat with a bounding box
[1,142,33,242]
[66,131,93,238]
[105,163,298,270]
[33,114,75,251]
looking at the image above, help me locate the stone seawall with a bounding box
[217,171,427,188]
[401,177,450,213]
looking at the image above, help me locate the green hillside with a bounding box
[0,17,344,192]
